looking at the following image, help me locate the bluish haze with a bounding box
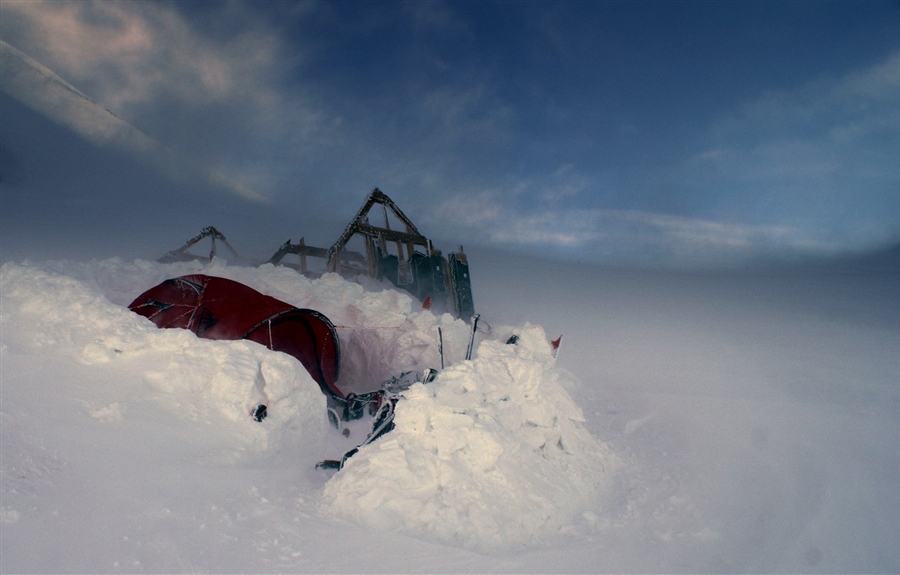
[1,1,898,265]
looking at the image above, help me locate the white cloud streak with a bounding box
[436,190,824,266]
[421,45,899,265]
[1,1,281,113]
[0,39,268,203]
[667,49,900,250]
[0,0,332,198]
[0,40,154,151]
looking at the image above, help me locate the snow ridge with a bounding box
[324,324,616,550]
[1,258,615,553]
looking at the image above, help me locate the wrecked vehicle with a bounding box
[128,274,341,399]
[137,189,479,468]
[157,226,243,265]
[162,189,475,321]
[129,273,449,469]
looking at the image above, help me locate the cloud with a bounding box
[2,2,895,266]
[0,40,268,204]
[0,41,154,150]
[713,50,900,143]
[677,50,900,248]
[402,33,899,264]
[400,0,469,36]
[0,1,281,113]
[0,1,346,203]
[435,189,825,266]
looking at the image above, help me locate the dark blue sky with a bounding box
[1,1,898,265]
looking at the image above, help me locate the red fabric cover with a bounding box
[128,274,342,398]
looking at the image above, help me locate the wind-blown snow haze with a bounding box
[2,248,898,572]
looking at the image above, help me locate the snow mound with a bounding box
[0,257,476,459]
[2,259,617,552]
[0,262,329,458]
[323,324,617,550]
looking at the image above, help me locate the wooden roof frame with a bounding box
[326,188,432,277]
[158,226,242,264]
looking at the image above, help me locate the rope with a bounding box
[332,324,405,330]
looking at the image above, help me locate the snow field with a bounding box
[1,258,615,557]
[324,324,617,549]
[4,252,897,572]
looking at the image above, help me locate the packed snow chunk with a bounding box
[322,324,618,550]
[142,338,326,429]
[0,261,328,458]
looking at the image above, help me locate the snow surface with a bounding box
[324,324,615,550]
[1,253,898,573]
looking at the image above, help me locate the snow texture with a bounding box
[324,323,616,550]
[1,257,614,571]
[1,253,898,573]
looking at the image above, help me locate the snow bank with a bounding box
[1,258,616,552]
[37,257,474,394]
[323,324,616,550]
[3,253,898,572]
[0,262,329,458]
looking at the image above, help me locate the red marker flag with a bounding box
[550,335,562,358]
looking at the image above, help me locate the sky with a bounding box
[1,0,898,266]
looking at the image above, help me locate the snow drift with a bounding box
[324,324,615,549]
[0,261,328,458]
[1,257,615,554]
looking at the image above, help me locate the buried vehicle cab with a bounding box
[129,273,438,469]
[128,274,342,399]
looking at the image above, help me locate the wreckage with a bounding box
[161,189,474,321]
[127,271,411,468]
[128,274,342,399]
[140,188,479,467]
[269,188,474,320]
[157,226,243,265]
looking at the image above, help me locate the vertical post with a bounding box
[382,203,390,230]
[209,235,217,263]
[365,235,378,278]
[465,314,480,361]
[329,246,341,274]
[299,237,307,274]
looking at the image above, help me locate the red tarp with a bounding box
[128,274,342,398]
